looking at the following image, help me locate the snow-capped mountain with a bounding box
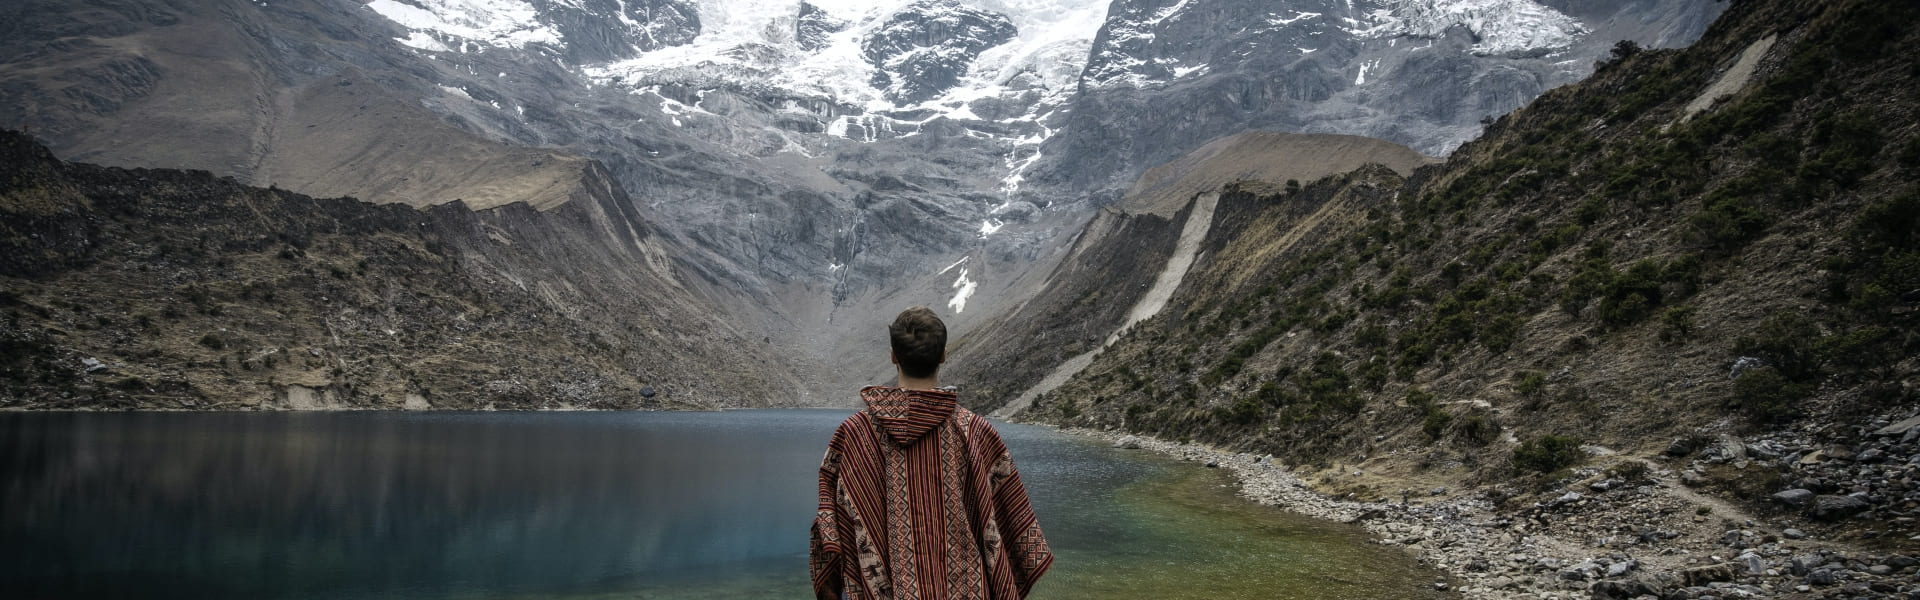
[1027,0,1725,204]
[0,0,1723,400]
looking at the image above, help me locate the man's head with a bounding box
[888,306,946,379]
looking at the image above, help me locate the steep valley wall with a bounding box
[0,130,798,409]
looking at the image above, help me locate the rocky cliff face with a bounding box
[0,130,799,409]
[977,0,1919,538]
[1021,0,1726,205]
[0,0,1729,405]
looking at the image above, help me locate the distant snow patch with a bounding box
[398,31,451,52]
[1348,0,1585,56]
[979,219,1004,237]
[1269,11,1321,27]
[366,0,561,50]
[948,268,978,314]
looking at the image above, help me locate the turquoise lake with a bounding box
[0,410,1444,598]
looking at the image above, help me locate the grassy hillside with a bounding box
[0,130,799,409]
[1014,0,1918,521]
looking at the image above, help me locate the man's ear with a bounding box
[939,349,947,364]
[890,349,899,365]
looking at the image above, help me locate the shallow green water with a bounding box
[0,410,1441,599]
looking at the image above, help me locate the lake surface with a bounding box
[0,410,1444,599]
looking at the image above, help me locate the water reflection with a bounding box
[0,410,1442,599]
[0,411,834,598]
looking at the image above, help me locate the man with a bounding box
[810,306,1053,600]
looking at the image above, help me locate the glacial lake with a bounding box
[0,410,1445,599]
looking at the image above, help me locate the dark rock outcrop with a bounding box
[861,0,1017,104]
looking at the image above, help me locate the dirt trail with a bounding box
[994,192,1219,419]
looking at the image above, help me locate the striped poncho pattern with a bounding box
[810,386,1053,600]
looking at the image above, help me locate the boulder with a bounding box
[1772,488,1816,506]
[1113,435,1142,449]
[1809,494,1870,521]
[1873,415,1920,437]
[1605,559,1639,578]
[1824,444,1857,462]
[1807,569,1836,586]
[1590,575,1665,599]
[1664,437,1698,457]
[1679,563,1738,587]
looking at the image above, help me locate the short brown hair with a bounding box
[889,306,946,379]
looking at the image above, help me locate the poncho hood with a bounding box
[859,385,959,447]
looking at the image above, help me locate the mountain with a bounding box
[1021,0,1726,205]
[969,0,1919,538]
[0,129,800,409]
[0,0,1725,404]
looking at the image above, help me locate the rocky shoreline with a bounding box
[1056,411,1920,599]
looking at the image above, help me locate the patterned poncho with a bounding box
[810,386,1053,600]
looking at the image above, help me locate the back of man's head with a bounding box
[889,306,946,379]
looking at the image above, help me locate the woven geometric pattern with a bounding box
[810,387,1052,600]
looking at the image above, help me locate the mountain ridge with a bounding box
[976,0,1919,552]
[0,128,801,409]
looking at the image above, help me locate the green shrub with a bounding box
[1815,326,1893,372]
[1733,313,1820,380]
[1515,371,1546,396]
[1850,192,1918,253]
[1729,367,1807,424]
[1217,397,1264,425]
[1481,314,1523,352]
[1423,410,1454,441]
[1608,460,1652,485]
[1513,434,1585,475]
[1405,388,1437,412]
[1659,305,1697,343]
[1458,416,1500,446]
[1575,197,1609,225]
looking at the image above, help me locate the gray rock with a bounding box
[1740,552,1766,574]
[1810,494,1871,521]
[1714,434,1748,461]
[1807,569,1836,586]
[861,1,1018,104]
[1561,560,1604,581]
[1875,415,1920,437]
[1729,356,1767,380]
[1203,459,1218,468]
[1605,559,1639,578]
[1886,555,1916,568]
[1868,564,1894,576]
[1680,563,1738,587]
[1665,437,1698,457]
[1113,435,1142,449]
[1825,444,1857,462]
[81,357,108,373]
[1856,447,1886,462]
[1772,488,1816,506]
[1782,528,1808,540]
[1590,575,1665,599]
